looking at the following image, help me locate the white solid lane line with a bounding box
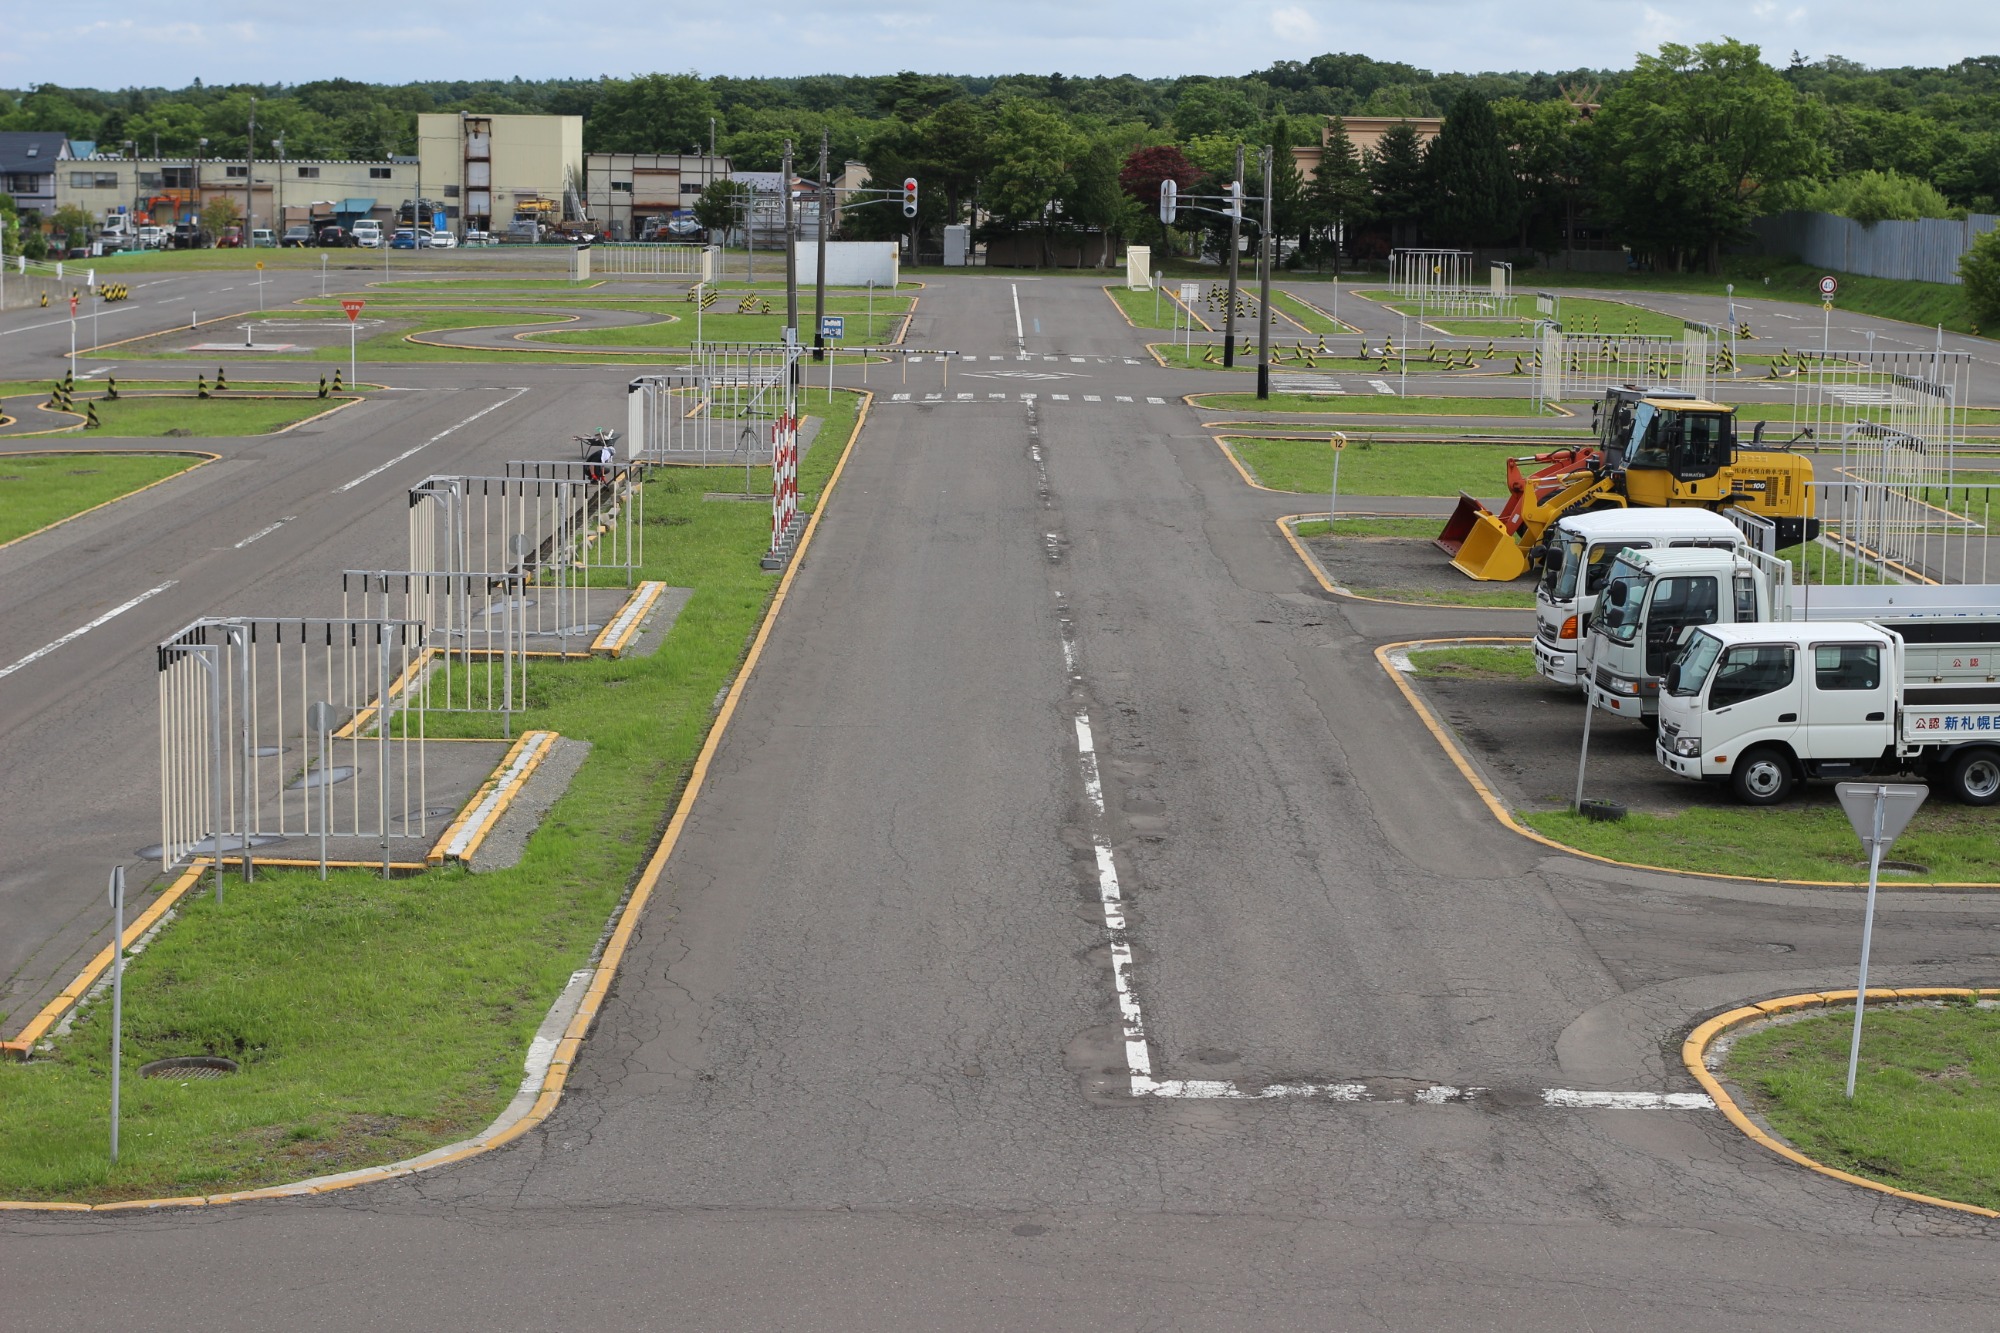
[1010,282,1025,353]
[0,581,177,682]
[334,387,529,493]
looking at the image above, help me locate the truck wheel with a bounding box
[1947,749,2000,806]
[1732,746,1795,805]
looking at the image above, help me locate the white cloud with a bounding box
[1271,6,1321,43]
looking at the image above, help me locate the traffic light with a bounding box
[902,178,919,218]
[1227,180,1243,220]
[1158,179,1178,225]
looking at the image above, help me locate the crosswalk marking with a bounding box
[958,393,974,401]
[988,392,1006,399]
[1052,394,1070,401]
[892,392,911,401]
[1070,357,1085,363]
[1115,395,1133,403]
[1147,396,1166,405]
[926,393,942,401]
[1371,379,1396,395]
[1084,395,1101,402]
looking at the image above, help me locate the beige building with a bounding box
[417,112,583,235]
[57,153,413,232]
[1291,116,1444,183]
[585,152,732,239]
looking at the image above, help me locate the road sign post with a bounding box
[1834,781,1929,1098]
[1328,431,1347,528]
[108,864,124,1165]
[256,259,265,311]
[342,299,365,387]
[1820,276,1838,352]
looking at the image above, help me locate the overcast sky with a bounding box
[6,2,1996,89]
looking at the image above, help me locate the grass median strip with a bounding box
[1724,1001,2000,1210]
[1193,392,1550,416]
[0,452,205,545]
[1522,803,2000,884]
[0,391,861,1203]
[1406,645,1538,678]
[1228,436,1520,495]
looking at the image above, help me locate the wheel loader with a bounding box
[1433,386,1817,582]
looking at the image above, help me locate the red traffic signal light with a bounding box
[902,177,919,218]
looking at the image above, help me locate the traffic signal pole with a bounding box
[1257,145,1273,402]
[1223,143,1243,369]
[812,130,829,363]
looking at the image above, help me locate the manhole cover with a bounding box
[1855,860,1930,876]
[139,1056,239,1080]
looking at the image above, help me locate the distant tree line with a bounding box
[4,43,1998,272]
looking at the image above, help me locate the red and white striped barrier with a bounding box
[762,414,806,569]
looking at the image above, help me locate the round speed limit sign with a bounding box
[1819,275,1838,297]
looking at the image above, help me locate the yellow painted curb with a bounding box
[2,863,207,1058]
[591,580,667,656]
[1684,988,2000,1218]
[1373,636,2000,890]
[428,730,559,866]
[0,450,219,553]
[0,387,876,1212]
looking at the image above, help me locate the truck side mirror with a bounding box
[1607,582,1627,607]
[1664,663,1681,694]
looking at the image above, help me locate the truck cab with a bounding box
[1658,622,2000,805]
[1533,508,1745,686]
[1586,547,1771,723]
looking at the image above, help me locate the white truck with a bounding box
[1656,621,2000,804]
[1583,545,2000,727]
[1532,508,1746,686]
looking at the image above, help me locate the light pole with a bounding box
[1256,144,1273,402]
[274,136,284,242]
[812,130,829,363]
[782,139,799,362]
[244,96,257,241]
[1224,142,1243,369]
[195,138,207,236]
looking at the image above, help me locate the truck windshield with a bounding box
[1597,562,1651,643]
[1668,632,1723,697]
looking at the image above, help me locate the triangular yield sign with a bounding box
[1834,782,1929,857]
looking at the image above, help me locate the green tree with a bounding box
[1366,121,1428,244]
[1961,225,2000,333]
[1495,97,1592,254]
[1119,144,1200,246]
[199,196,240,241]
[1590,39,1829,272]
[1302,119,1370,272]
[593,74,719,153]
[692,177,749,236]
[1067,123,1147,268]
[1805,170,1957,225]
[1267,116,1308,257]
[984,100,1087,265]
[1172,82,1260,141]
[1424,92,1517,246]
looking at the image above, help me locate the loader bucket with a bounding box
[1449,509,1531,582]
[1434,492,1496,557]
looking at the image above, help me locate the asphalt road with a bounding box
[7,263,2000,1329]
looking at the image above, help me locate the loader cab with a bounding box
[1624,399,1735,483]
[1596,386,1693,472]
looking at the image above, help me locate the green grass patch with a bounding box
[1522,802,2000,883]
[1526,259,1985,338]
[0,452,202,544]
[1230,436,1520,495]
[5,394,347,437]
[1294,515,1445,539]
[1194,392,1549,416]
[1107,284,1201,331]
[1407,645,1537,678]
[1270,290,1356,335]
[1724,1002,2000,1209]
[532,310,904,348]
[0,392,862,1202]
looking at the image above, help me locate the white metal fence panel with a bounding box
[1747,211,1999,286]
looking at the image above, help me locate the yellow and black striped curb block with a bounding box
[1685,990,2000,1219]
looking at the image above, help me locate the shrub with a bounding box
[1961,225,2000,331]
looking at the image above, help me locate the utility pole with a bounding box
[1256,144,1273,401]
[782,140,799,380]
[1223,142,1243,369]
[812,130,829,363]
[244,97,256,239]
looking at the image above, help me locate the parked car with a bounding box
[317,224,356,247]
[664,216,703,239]
[389,228,432,250]
[426,229,457,250]
[171,222,209,250]
[217,226,243,249]
[250,228,276,248]
[282,225,316,247]
[461,228,495,247]
[351,220,382,248]
[137,225,169,249]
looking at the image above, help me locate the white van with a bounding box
[1532,508,1746,686]
[351,220,383,248]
